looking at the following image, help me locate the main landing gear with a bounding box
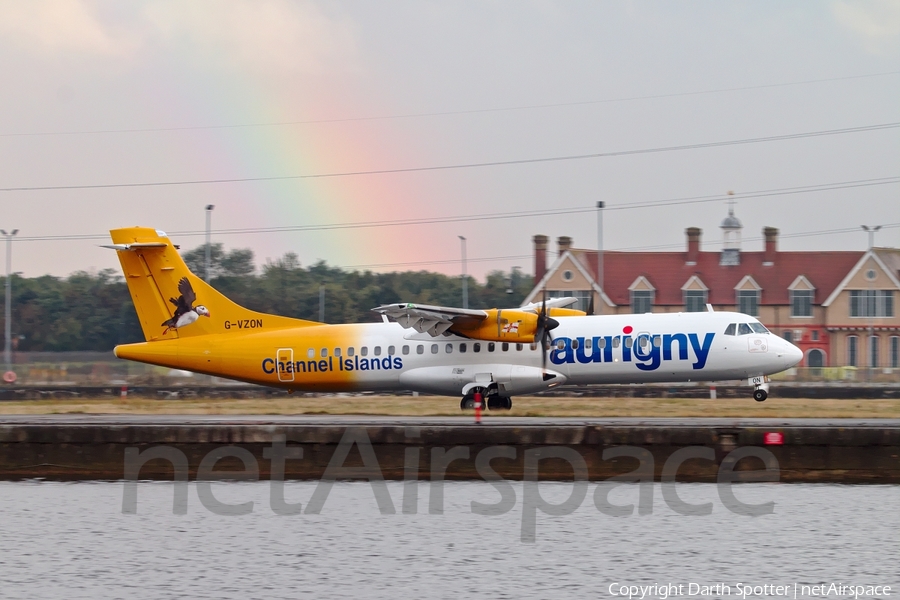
[460,387,512,411]
[753,388,768,402]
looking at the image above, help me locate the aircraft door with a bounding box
[276,347,294,382]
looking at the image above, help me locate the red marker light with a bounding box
[764,432,784,445]
[623,325,633,334]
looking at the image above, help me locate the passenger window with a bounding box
[502,342,509,351]
[459,343,467,353]
[402,345,409,355]
[653,336,661,348]
[335,348,342,357]
[516,343,523,351]
[532,343,539,351]
[417,345,424,355]
[638,336,649,349]
[572,339,580,350]
[361,347,368,357]
[445,343,453,354]
[374,346,382,356]
[724,323,736,336]
[348,347,355,357]
[599,338,606,349]
[585,338,592,349]
[473,343,481,353]
[613,338,620,348]
[431,344,439,354]
[738,323,752,335]
[321,348,327,358]
[307,348,315,358]
[388,345,395,355]
[488,342,495,352]
[624,337,633,348]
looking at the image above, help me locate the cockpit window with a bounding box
[724,323,736,336]
[738,323,753,335]
[749,322,769,334]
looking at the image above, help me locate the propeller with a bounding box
[535,289,560,370]
[587,293,595,316]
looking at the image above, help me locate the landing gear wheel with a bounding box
[460,396,475,410]
[487,395,513,411]
[753,389,768,402]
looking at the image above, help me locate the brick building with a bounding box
[524,212,899,369]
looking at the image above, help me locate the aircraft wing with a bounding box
[519,297,579,312]
[372,303,488,336]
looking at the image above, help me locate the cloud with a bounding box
[0,0,136,56]
[142,0,358,75]
[833,0,900,53]
[0,0,357,74]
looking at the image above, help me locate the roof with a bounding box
[570,248,864,306]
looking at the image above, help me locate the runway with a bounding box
[2,414,899,427]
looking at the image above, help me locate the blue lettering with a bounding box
[688,333,715,369]
[633,335,661,371]
[393,357,403,369]
[344,358,354,371]
[622,337,632,362]
[602,336,613,362]
[549,338,574,365]
[262,358,275,374]
[575,337,602,364]
[663,333,689,361]
[381,357,392,370]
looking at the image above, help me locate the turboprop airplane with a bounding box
[107,227,803,409]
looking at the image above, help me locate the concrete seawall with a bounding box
[1,416,898,483]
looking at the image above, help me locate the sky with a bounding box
[0,0,898,280]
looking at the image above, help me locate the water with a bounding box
[0,481,897,599]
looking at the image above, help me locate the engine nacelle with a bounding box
[450,309,539,342]
[547,307,586,317]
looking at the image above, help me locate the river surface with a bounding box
[0,482,897,599]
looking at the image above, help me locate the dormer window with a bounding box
[737,290,760,316]
[788,275,816,318]
[791,290,813,317]
[631,290,654,313]
[684,290,707,312]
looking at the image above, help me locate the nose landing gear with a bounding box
[748,376,770,402]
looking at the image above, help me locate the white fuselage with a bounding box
[264,311,803,396]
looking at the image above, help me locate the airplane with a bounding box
[107,227,803,409]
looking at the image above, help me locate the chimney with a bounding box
[763,227,778,266]
[685,227,701,265]
[557,236,572,254]
[533,234,549,284]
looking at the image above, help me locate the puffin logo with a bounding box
[161,277,211,334]
[549,325,715,371]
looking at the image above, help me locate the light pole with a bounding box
[205,204,215,281]
[1,229,18,374]
[861,224,881,249]
[458,236,468,309]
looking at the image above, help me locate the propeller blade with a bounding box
[587,294,595,316]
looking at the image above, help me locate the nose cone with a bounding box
[783,340,803,368]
